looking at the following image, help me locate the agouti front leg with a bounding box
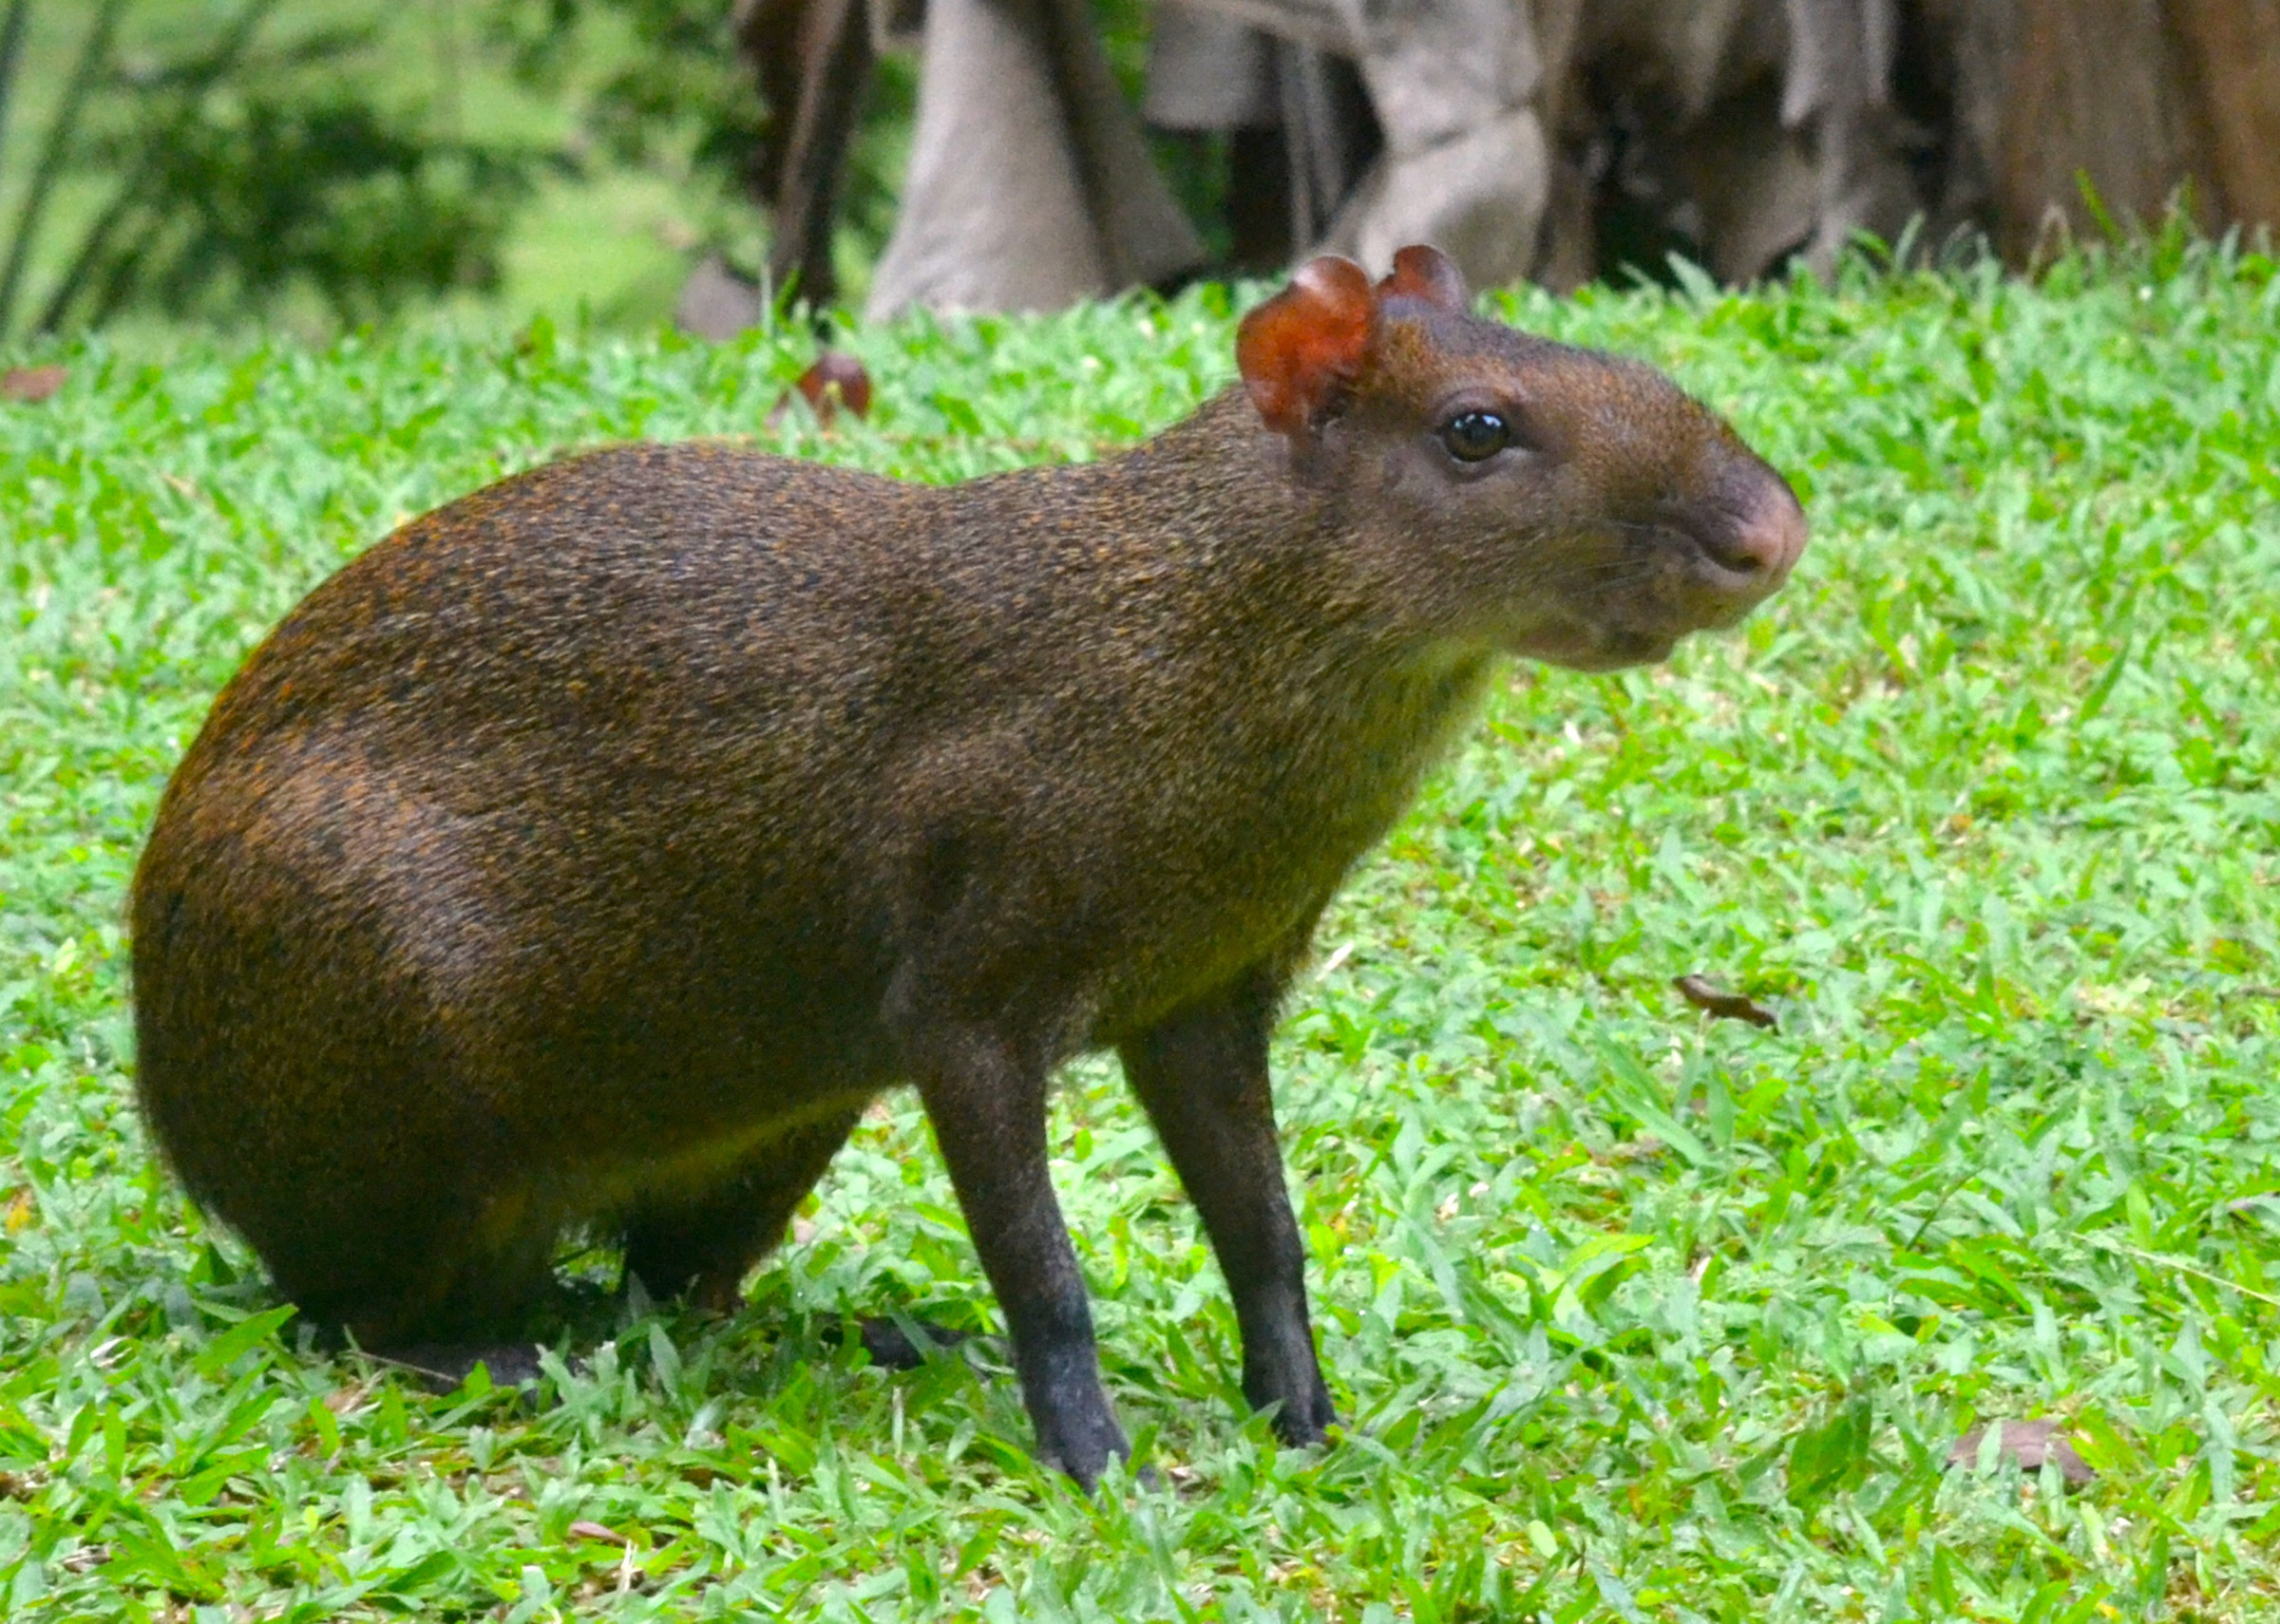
[1120,971,1338,1446]
[911,1025,1131,1487]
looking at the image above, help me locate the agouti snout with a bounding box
[131,245,1803,1487]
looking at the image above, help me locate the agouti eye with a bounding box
[1439,410,1511,463]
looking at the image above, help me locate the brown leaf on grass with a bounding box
[1947,1419,2095,1484]
[767,351,872,429]
[569,1520,631,1546]
[2,365,66,404]
[1672,974,1779,1029]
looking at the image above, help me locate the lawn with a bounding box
[3,244,2278,1621]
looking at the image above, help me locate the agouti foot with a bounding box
[851,1315,970,1370]
[1250,1375,1339,1449]
[1280,1401,1340,1448]
[365,1341,549,1392]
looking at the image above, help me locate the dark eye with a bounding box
[1439,410,1511,463]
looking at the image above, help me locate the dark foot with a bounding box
[364,1342,547,1392]
[1264,1386,1339,1448]
[852,1315,970,1370]
[1038,1407,1134,1493]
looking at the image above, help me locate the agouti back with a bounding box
[132,246,1804,1486]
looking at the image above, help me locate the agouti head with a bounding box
[1237,244,1806,669]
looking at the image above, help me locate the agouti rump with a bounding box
[131,246,1804,1486]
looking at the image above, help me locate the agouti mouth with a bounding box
[1587,627,1681,669]
[1510,618,1678,671]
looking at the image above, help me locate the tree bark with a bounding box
[864,0,1205,318]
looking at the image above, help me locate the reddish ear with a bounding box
[1376,243,1468,312]
[1236,255,1376,439]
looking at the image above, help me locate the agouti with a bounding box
[131,246,1803,1487]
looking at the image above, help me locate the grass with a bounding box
[3,242,2279,1620]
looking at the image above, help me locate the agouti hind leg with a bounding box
[622,1105,864,1312]
[332,1184,568,1391]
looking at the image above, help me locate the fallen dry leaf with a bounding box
[323,1380,375,1415]
[768,351,872,429]
[2,365,66,404]
[569,1520,631,1546]
[1948,1419,2095,1484]
[1672,974,1779,1029]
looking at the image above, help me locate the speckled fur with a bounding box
[132,274,1800,1480]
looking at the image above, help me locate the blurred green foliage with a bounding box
[0,0,539,338]
[485,0,761,189]
[484,0,919,300]
[0,0,1186,339]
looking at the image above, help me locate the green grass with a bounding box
[4,245,2279,1621]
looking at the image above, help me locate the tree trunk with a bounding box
[1937,0,2280,259]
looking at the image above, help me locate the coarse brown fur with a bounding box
[131,247,1805,1485]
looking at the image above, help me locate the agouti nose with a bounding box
[1696,469,1808,586]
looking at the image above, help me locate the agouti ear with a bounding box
[1376,244,1468,312]
[1236,255,1377,439]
